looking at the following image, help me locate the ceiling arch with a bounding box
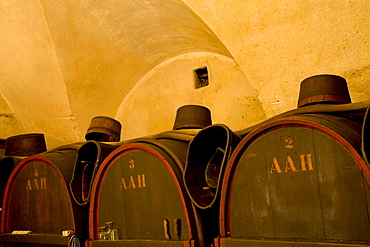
[0,0,232,148]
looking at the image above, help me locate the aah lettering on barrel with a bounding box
[26,168,47,190]
[120,158,147,190]
[270,136,314,174]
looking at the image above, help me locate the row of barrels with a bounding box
[0,74,369,247]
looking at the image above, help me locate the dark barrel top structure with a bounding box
[218,101,370,247]
[297,74,351,107]
[85,116,122,142]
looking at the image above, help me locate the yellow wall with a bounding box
[0,0,369,149]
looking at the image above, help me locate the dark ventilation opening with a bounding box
[194,67,209,88]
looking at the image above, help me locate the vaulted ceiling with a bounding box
[1,0,369,149]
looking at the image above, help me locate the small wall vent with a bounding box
[194,67,209,89]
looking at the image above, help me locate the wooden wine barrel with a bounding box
[0,139,119,247]
[218,104,370,247]
[88,129,213,247]
[0,143,85,246]
[0,133,48,212]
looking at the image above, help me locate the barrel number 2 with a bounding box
[270,136,314,174]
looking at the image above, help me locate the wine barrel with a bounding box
[0,143,84,246]
[88,130,207,247]
[87,105,214,247]
[0,133,48,223]
[218,104,370,247]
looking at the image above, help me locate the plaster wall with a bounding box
[0,0,80,148]
[182,0,370,116]
[0,0,369,149]
[116,52,265,140]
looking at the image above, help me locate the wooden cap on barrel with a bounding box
[85,116,122,142]
[298,74,351,107]
[5,133,47,156]
[173,105,212,130]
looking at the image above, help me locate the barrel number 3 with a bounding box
[120,158,147,190]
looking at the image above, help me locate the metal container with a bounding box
[218,104,370,247]
[298,74,351,107]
